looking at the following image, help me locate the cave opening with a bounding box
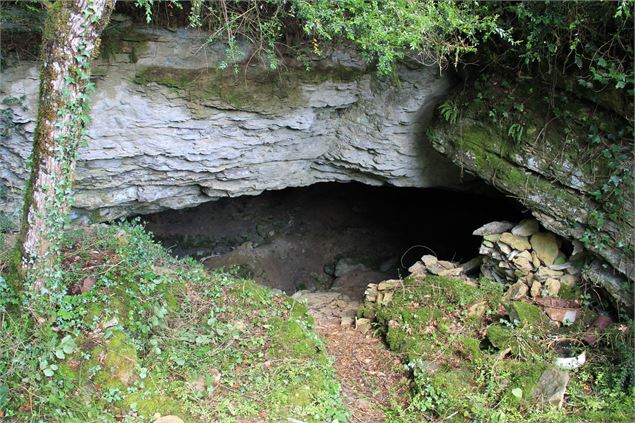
[140,182,527,298]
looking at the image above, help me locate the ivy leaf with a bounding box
[574,54,583,68]
[195,335,210,345]
[62,336,76,354]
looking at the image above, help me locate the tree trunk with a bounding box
[15,0,115,297]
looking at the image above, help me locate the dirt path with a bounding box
[292,290,410,422]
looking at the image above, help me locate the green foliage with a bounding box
[486,1,634,95]
[295,0,499,74]
[438,100,458,125]
[136,0,498,75]
[507,123,525,143]
[127,0,633,98]
[0,222,346,421]
[366,275,635,421]
[458,2,635,251]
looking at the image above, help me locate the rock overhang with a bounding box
[0,27,462,222]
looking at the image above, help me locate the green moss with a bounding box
[267,316,324,361]
[508,301,549,329]
[453,335,483,361]
[133,66,301,112]
[296,64,366,84]
[561,308,598,334]
[384,315,437,356]
[152,271,185,313]
[133,63,366,114]
[5,243,25,292]
[83,294,131,327]
[430,368,475,417]
[2,222,347,422]
[356,303,376,319]
[57,360,81,385]
[120,380,187,420]
[486,323,543,357]
[99,28,151,64]
[487,324,516,351]
[557,283,582,301]
[89,330,138,389]
[366,275,495,366]
[162,284,180,313]
[283,296,312,323]
[437,118,593,212]
[461,124,510,156]
[498,360,547,403]
[83,301,102,326]
[228,279,274,308]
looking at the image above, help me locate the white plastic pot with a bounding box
[554,349,586,370]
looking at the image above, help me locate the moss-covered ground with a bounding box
[0,222,347,422]
[0,225,633,422]
[359,275,634,422]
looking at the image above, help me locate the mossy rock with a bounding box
[356,303,377,320]
[486,322,544,358]
[498,360,548,404]
[133,66,305,114]
[120,378,189,421]
[557,282,581,300]
[508,301,549,329]
[84,295,131,327]
[133,63,366,115]
[381,307,438,356]
[452,335,483,361]
[267,316,324,361]
[369,275,490,360]
[89,330,138,389]
[430,368,475,418]
[487,324,516,351]
[100,27,153,64]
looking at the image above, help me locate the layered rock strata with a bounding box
[0,25,458,221]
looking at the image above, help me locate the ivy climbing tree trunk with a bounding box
[15,0,115,299]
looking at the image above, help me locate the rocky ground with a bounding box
[292,289,410,422]
[288,217,633,422]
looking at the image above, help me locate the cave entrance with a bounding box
[141,182,526,298]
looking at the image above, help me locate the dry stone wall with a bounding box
[474,219,583,302]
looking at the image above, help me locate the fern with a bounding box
[439,100,459,124]
[507,123,525,143]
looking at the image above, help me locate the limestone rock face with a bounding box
[430,102,634,309]
[0,27,459,222]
